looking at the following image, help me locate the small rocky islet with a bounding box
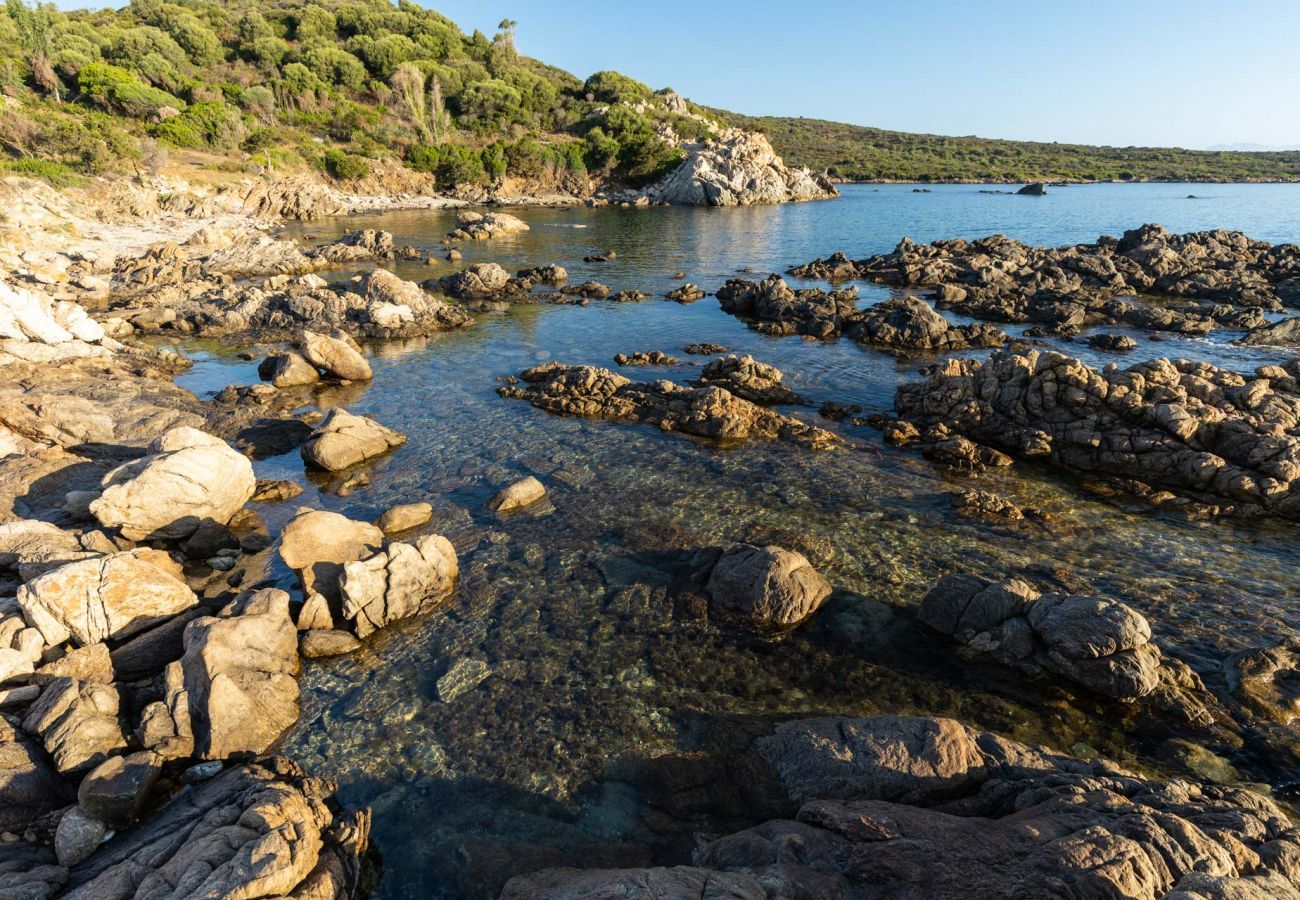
[4,168,1300,900]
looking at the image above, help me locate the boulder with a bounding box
[300,407,406,471]
[18,548,196,647]
[299,629,361,658]
[637,129,837,206]
[55,805,110,867]
[257,350,319,388]
[0,715,72,831]
[300,329,372,381]
[696,355,802,405]
[22,677,126,775]
[77,750,163,827]
[141,589,299,760]
[488,476,547,513]
[89,427,256,541]
[339,533,458,638]
[278,508,383,605]
[705,544,832,630]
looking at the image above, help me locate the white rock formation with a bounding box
[639,129,838,207]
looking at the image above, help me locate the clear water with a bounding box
[171,184,1300,899]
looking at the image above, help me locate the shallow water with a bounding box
[174,184,1300,898]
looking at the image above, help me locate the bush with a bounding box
[0,157,86,187]
[405,142,485,188]
[151,100,241,148]
[132,1,223,67]
[78,62,184,118]
[583,126,619,171]
[582,70,652,105]
[294,6,337,43]
[322,147,368,180]
[452,78,523,130]
[279,62,324,97]
[302,46,366,90]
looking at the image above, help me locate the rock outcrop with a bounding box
[448,210,529,240]
[89,427,255,541]
[637,129,838,207]
[505,714,1300,899]
[61,757,369,899]
[894,350,1300,518]
[919,574,1209,721]
[499,362,839,450]
[696,355,802,405]
[791,224,1300,333]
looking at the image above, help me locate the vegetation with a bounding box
[0,0,1294,192]
[0,0,691,189]
[714,113,1300,183]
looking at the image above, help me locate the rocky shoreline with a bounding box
[2,175,1300,900]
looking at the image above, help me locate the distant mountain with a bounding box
[711,113,1300,183]
[1207,143,1300,152]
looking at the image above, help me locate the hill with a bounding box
[713,113,1300,183]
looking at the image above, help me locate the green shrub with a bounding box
[0,157,86,187]
[583,125,619,171]
[150,100,241,148]
[279,61,324,97]
[132,1,223,67]
[294,5,336,43]
[404,142,485,188]
[322,147,368,179]
[582,70,652,105]
[452,77,522,130]
[302,46,366,89]
[78,62,184,118]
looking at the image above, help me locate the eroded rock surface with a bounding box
[301,407,406,471]
[506,715,1300,899]
[339,533,458,638]
[894,350,1300,518]
[500,363,839,450]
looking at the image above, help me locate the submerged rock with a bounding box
[500,363,839,450]
[375,501,433,534]
[894,350,1300,518]
[488,476,548,513]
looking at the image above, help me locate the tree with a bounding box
[5,0,59,102]
[495,18,517,57]
[390,63,449,143]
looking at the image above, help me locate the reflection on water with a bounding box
[171,185,1300,899]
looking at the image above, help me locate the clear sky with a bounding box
[429,0,1300,150]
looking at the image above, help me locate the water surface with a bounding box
[176,183,1300,898]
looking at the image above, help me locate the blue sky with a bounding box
[429,0,1300,150]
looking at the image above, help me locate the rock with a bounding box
[918,574,1197,705]
[0,685,39,709]
[1016,181,1047,195]
[77,750,162,827]
[501,363,839,450]
[449,211,529,240]
[33,643,112,685]
[142,588,299,760]
[23,677,125,775]
[0,520,98,580]
[300,407,406,471]
[696,355,802,405]
[278,508,383,604]
[250,478,303,503]
[516,263,567,284]
[510,714,1300,899]
[849,297,1006,351]
[705,544,832,630]
[299,329,372,381]
[637,129,838,206]
[107,607,205,681]
[665,284,705,303]
[1087,332,1138,351]
[89,426,256,541]
[61,757,369,900]
[295,592,335,631]
[1226,638,1300,723]
[339,533,458,638]
[355,268,470,332]
[792,225,1292,331]
[300,629,362,658]
[257,350,319,387]
[1238,316,1300,346]
[949,489,1024,522]
[613,350,677,367]
[0,716,71,831]
[488,476,547,513]
[894,350,1300,518]
[684,342,728,355]
[438,263,517,299]
[18,548,195,647]
[716,275,861,339]
[374,501,433,534]
[54,805,108,867]
[560,280,611,300]
[437,656,489,702]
